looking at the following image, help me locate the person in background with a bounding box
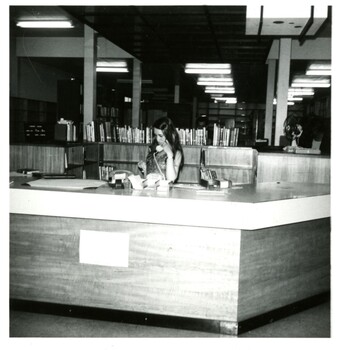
[138,117,184,182]
[298,116,331,154]
[196,114,209,128]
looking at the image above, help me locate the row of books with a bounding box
[85,121,239,147]
[212,124,240,147]
[54,120,78,142]
[99,164,114,181]
[97,105,119,118]
[85,121,153,144]
[176,128,208,146]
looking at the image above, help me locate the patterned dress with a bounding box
[146,150,167,179]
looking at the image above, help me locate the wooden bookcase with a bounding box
[102,143,258,184]
[10,97,57,143]
[10,143,330,185]
[10,143,100,179]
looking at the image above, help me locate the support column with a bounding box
[83,25,97,139]
[174,69,180,104]
[264,59,276,145]
[192,96,198,128]
[132,59,142,127]
[10,35,18,97]
[174,85,180,103]
[275,38,291,146]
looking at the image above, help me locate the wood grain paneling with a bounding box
[10,144,65,173]
[10,144,100,179]
[103,143,149,163]
[67,146,83,166]
[103,144,257,184]
[237,218,330,321]
[206,147,257,168]
[177,165,200,183]
[10,214,242,321]
[257,153,330,184]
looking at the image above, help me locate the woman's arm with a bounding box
[165,150,182,182]
[158,141,182,182]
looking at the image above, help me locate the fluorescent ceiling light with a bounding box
[291,83,330,88]
[96,67,129,73]
[288,91,314,96]
[198,77,232,82]
[185,63,231,75]
[288,97,303,101]
[198,81,233,86]
[288,87,314,92]
[210,94,224,98]
[306,62,331,75]
[214,97,237,103]
[273,98,294,105]
[291,75,330,88]
[96,60,129,73]
[186,63,231,69]
[307,61,331,70]
[97,61,127,68]
[292,76,330,84]
[197,77,233,86]
[306,70,331,76]
[288,88,314,95]
[186,68,231,74]
[205,89,235,94]
[16,21,73,28]
[205,86,235,92]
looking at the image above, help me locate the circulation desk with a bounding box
[9,177,330,335]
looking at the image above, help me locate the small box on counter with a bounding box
[200,178,232,189]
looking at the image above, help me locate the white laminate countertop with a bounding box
[9,175,330,230]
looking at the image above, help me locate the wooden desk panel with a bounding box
[10,144,65,173]
[238,218,330,321]
[257,153,330,184]
[10,214,241,322]
[9,180,330,334]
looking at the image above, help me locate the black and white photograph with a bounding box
[2,0,336,348]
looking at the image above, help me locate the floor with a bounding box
[9,301,330,338]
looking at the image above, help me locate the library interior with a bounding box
[8,4,332,340]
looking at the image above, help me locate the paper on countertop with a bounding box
[26,178,107,190]
[128,174,145,190]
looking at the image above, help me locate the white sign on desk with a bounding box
[79,230,129,267]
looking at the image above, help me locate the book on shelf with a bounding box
[176,127,207,145]
[212,123,239,147]
[99,164,114,181]
[54,119,78,142]
[105,121,112,142]
[97,105,119,118]
[85,121,152,144]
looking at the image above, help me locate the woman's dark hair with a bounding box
[151,117,184,170]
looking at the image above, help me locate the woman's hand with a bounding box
[159,141,174,158]
[137,161,146,174]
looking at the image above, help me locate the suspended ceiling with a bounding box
[10,5,332,104]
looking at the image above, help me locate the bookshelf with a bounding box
[10,97,57,143]
[102,143,257,184]
[196,101,255,146]
[10,143,100,179]
[57,80,82,123]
